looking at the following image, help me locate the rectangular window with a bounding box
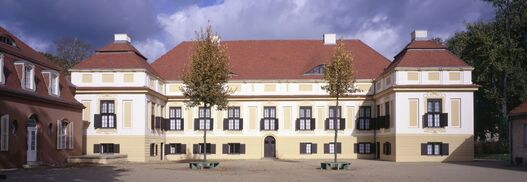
[383,142,391,155]
[101,143,115,154]
[421,142,449,156]
[329,143,335,154]
[227,107,241,130]
[23,64,34,90]
[298,106,313,130]
[305,143,312,154]
[168,143,185,154]
[324,142,341,154]
[169,107,183,130]
[227,143,241,154]
[100,100,116,128]
[198,107,212,130]
[198,143,214,154]
[49,73,59,96]
[262,107,277,130]
[300,143,317,154]
[358,143,372,154]
[426,99,442,127]
[328,106,341,130]
[57,122,68,149]
[0,115,8,151]
[0,53,4,84]
[357,106,371,130]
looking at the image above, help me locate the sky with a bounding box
[0,0,495,62]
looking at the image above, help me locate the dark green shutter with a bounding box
[299,143,306,154]
[114,144,120,153]
[421,143,427,155]
[336,143,342,154]
[94,114,101,129]
[223,119,229,130]
[324,144,329,154]
[312,143,317,154]
[440,113,448,127]
[93,144,100,153]
[354,143,358,153]
[441,143,449,155]
[240,144,246,154]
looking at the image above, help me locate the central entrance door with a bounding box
[264,136,276,158]
[27,118,37,163]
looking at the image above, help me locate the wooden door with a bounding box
[264,136,276,158]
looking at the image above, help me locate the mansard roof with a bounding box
[152,40,391,80]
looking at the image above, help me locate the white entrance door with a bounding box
[27,126,37,162]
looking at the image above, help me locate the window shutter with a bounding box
[385,115,390,128]
[69,122,74,149]
[310,118,316,130]
[194,119,199,131]
[275,119,279,130]
[299,143,306,154]
[239,119,243,130]
[440,113,448,127]
[324,144,329,154]
[93,144,100,153]
[181,144,187,154]
[295,119,300,130]
[421,143,427,155]
[193,144,199,154]
[370,143,376,154]
[56,120,60,149]
[260,119,264,130]
[311,143,317,154]
[211,144,216,154]
[165,144,170,154]
[387,143,391,155]
[114,144,120,153]
[210,119,214,130]
[325,119,329,130]
[223,144,229,154]
[163,118,169,130]
[151,115,155,129]
[340,118,345,130]
[336,143,342,153]
[150,144,154,156]
[240,144,246,154]
[382,143,386,155]
[354,143,358,153]
[441,143,449,155]
[181,119,185,130]
[369,118,375,130]
[423,114,428,128]
[94,114,101,129]
[223,119,228,130]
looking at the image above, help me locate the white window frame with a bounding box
[0,53,4,85]
[14,61,35,91]
[42,70,60,96]
[305,143,312,154]
[329,143,335,154]
[1,114,9,151]
[57,121,73,150]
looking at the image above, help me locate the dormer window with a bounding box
[0,53,4,84]
[0,35,17,47]
[42,70,60,96]
[15,61,35,91]
[305,64,325,75]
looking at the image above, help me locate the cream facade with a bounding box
[71,31,477,162]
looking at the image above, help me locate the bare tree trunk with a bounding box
[204,104,208,162]
[334,96,339,163]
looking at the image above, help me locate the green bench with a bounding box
[320,162,351,170]
[189,161,220,169]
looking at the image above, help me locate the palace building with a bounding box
[70,30,477,162]
[0,27,84,168]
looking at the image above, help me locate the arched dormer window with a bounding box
[0,35,17,47]
[305,64,325,75]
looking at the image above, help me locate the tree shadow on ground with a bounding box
[0,164,127,182]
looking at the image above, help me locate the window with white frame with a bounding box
[1,114,9,151]
[100,100,116,128]
[426,99,442,127]
[22,63,35,90]
[227,107,241,130]
[49,72,59,96]
[328,106,341,130]
[168,107,183,130]
[57,121,74,150]
[357,106,371,130]
[329,143,335,154]
[262,107,277,130]
[0,53,4,84]
[198,107,211,130]
[358,143,372,154]
[421,142,449,156]
[298,106,313,130]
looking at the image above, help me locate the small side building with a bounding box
[510,100,527,166]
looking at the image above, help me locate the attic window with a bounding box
[305,64,325,75]
[0,35,16,47]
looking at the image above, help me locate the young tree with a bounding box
[322,40,356,163]
[42,37,93,76]
[182,26,230,162]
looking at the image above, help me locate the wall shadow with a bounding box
[0,165,125,181]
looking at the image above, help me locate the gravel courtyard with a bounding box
[1,159,526,182]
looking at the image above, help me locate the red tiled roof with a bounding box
[0,26,82,107]
[73,42,160,77]
[510,100,527,115]
[152,40,390,80]
[383,40,471,74]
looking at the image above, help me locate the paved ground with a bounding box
[1,159,526,182]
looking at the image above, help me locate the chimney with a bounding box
[114,33,131,43]
[411,30,428,41]
[323,33,336,45]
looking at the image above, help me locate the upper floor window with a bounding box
[194,107,212,130]
[224,107,242,130]
[297,106,314,130]
[168,107,183,130]
[0,53,4,84]
[357,106,371,130]
[94,100,116,129]
[43,70,60,96]
[326,106,344,130]
[261,107,277,130]
[424,99,448,128]
[305,64,325,75]
[0,35,17,47]
[15,62,36,91]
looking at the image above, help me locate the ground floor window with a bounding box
[0,114,8,151]
[150,143,158,156]
[383,142,391,155]
[193,143,216,154]
[94,143,120,154]
[300,143,317,154]
[166,143,186,154]
[421,142,449,156]
[324,142,341,154]
[57,120,74,150]
[354,142,375,154]
[223,143,246,154]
